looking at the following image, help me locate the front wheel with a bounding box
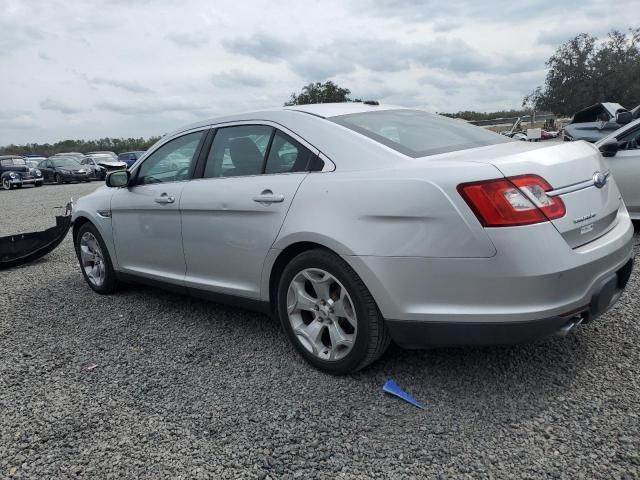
[35,182,43,187]
[55,173,63,184]
[75,223,119,294]
[2,177,12,190]
[277,249,390,375]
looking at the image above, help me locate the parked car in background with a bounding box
[563,102,633,142]
[72,104,633,374]
[0,155,43,190]
[117,151,146,168]
[597,117,640,220]
[80,154,127,180]
[38,157,91,184]
[24,159,44,169]
[23,154,47,167]
[87,151,118,161]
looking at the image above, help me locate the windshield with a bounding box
[330,109,511,158]
[52,158,81,168]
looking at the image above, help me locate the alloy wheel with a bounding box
[79,232,106,287]
[286,268,357,361]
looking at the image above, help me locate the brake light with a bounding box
[458,175,565,227]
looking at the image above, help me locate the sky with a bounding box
[0,0,632,145]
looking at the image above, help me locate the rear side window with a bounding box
[204,125,273,178]
[265,131,315,174]
[330,109,511,158]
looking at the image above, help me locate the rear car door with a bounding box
[180,124,318,298]
[110,130,206,283]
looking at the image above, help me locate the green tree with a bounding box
[0,136,161,157]
[285,81,353,106]
[530,28,640,116]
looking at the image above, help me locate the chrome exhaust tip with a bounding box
[555,315,584,337]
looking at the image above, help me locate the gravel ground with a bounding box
[1,182,639,479]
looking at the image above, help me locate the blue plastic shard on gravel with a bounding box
[383,379,424,409]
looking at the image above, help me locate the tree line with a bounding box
[0,137,161,157]
[525,28,640,116]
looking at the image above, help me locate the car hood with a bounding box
[97,160,127,168]
[563,122,618,142]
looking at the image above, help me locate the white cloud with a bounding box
[0,0,632,145]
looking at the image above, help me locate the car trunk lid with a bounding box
[432,141,622,248]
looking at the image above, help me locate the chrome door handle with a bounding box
[154,194,175,204]
[253,190,285,204]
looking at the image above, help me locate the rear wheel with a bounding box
[277,249,390,375]
[75,223,119,294]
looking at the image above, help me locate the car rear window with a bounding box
[330,109,511,158]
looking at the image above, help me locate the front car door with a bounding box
[606,124,640,219]
[180,124,318,299]
[110,129,207,283]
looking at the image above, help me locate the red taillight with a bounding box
[458,175,566,227]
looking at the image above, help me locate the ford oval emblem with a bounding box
[592,170,610,189]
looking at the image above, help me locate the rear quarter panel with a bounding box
[274,161,501,258]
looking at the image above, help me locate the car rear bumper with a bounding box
[344,208,634,346]
[385,258,633,347]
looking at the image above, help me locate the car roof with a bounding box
[165,103,408,137]
[0,155,23,160]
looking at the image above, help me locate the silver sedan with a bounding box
[72,104,634,374]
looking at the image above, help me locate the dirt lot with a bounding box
[1,182,639,479]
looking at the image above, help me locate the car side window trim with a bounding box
[195,122,328,180]
[130,128,209,186]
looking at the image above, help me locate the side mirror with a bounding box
[106,170,131,187]
[616,111,633,125]
[598,138,619,158]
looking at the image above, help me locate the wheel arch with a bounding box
[71,215,120,271]
[72,215,91,246]
[267,241,335,309]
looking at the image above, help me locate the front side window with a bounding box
[136,131,203,185]
[264,132,315,174]
[204,125,273,178]
[330,109,511,158]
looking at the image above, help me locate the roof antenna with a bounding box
[363,100,379,106]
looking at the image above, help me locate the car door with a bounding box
[39,160,54,182]
[110,130,207,283]
[606,125,640,217]
[180,124,318,299]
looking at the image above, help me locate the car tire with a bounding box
[35,182,43,187]
[75,223,119,294]
[2,178,12,190]
[277,249,390,375]
[55,173,63,184]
